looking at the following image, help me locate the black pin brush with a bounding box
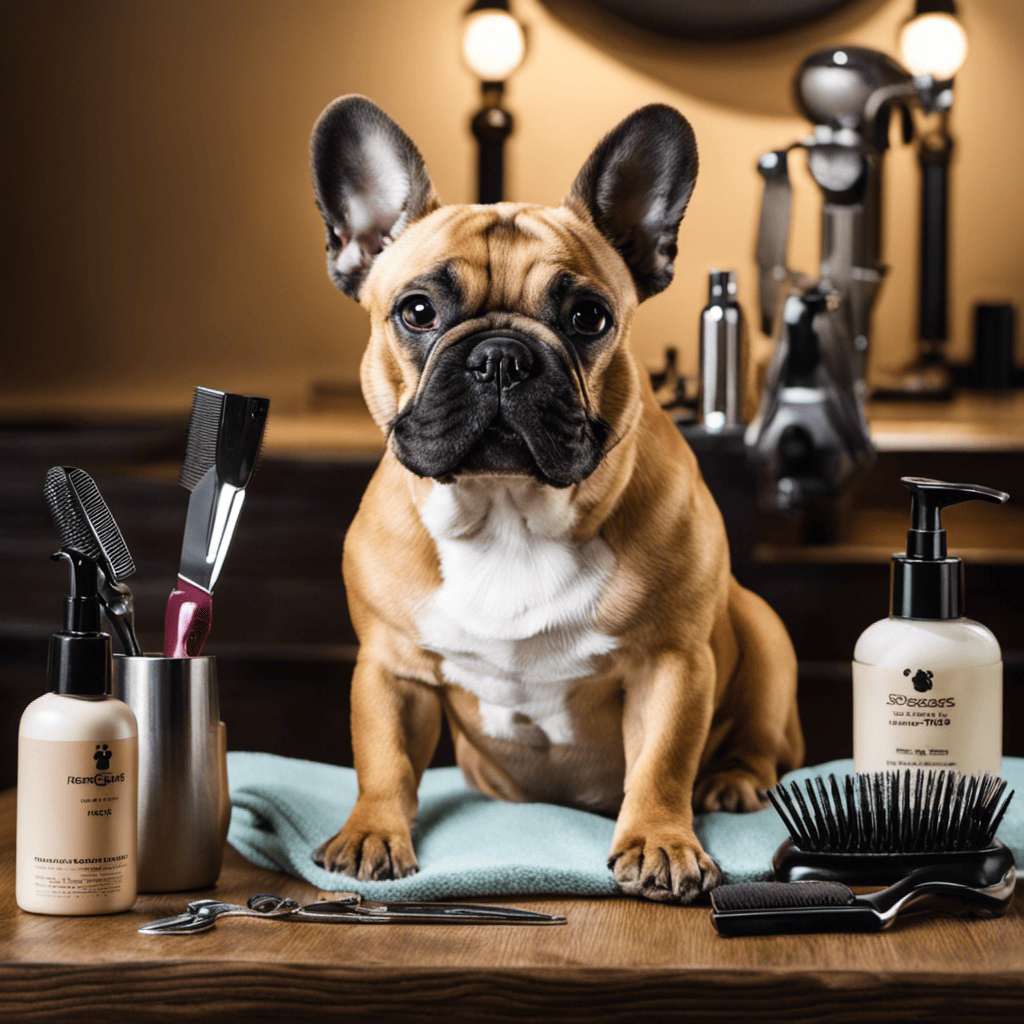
[164,387,269,658]
[767,769,1014,886]
[44,466,141,655]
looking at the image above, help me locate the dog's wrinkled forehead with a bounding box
[362,203,634,319]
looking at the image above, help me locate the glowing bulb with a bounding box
[462,10,525,82]
[900,12,968,79]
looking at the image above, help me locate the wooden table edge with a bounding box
[2,962,1024,1021]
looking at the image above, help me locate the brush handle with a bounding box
[106,609,144,657]
[710,902,883,937]
[98,577,143,656]
[164,577,212,658]
[710,882,883,937]
[710,854,1016,938]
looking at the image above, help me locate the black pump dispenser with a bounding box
[47,550,110,697]
[892,477,1009,620]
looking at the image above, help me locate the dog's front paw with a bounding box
[607,830,721,904]
[694,768,771,812]
[312,818,418,880]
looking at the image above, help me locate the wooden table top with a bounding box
[2,787,1023,1024]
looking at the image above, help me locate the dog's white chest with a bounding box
[416,480,617,746]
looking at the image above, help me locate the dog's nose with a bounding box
[466,337,534,389]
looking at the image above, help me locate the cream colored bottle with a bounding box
[16,577,138,915]
[853,477,1008,776]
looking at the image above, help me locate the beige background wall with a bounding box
[1,0,1021,416]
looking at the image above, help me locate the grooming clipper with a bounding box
[164,387,269,657]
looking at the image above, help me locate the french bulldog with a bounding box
[309,96,804,903]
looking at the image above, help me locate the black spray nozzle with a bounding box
[892,476,1009,620]
[47,552,109,696]
[901,476,1010,559]
[51,549,101,632]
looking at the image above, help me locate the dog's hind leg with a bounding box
[693,577,804,812]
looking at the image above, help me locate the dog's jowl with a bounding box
[309,95,804,903]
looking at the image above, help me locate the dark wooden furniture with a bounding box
[1,788,1023,1022]
[2,395,1023,788]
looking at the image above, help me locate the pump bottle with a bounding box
[853,477,1009,775]
[16,550,138,915]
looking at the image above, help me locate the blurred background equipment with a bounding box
[745,289,875,521]
[876,0,970,397]
[699,270,746,433]
[746,0,971,515]
[974,303,1016,390]
[463,0,526,202]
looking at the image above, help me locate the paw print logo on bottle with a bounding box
[903,668,934,693]
[94,744,113,770]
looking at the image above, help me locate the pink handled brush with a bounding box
[164,387,269,658]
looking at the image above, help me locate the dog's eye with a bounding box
[399,296,439,332]
[570,300,610,336]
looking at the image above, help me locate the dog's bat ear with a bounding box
[311,95,440,300]
[565,105,697,302]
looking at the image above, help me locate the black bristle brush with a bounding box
[709,769,1017,937]
[768,769,1014,886]
[44,467,142,655]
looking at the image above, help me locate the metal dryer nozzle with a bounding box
[795,46,912,138]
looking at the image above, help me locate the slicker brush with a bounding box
[45,466,141,653]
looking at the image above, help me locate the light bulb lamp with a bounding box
[898,0,968,398]
[462,0,525,203]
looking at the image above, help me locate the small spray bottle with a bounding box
[17,469,138,915]
[853,476,1009,775]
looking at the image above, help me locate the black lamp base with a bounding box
[472,82,513,204]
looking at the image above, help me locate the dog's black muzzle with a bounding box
[389,328,610,488]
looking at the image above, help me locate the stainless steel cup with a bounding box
[112,655,227,892]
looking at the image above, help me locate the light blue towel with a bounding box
[227,752,1024,899]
